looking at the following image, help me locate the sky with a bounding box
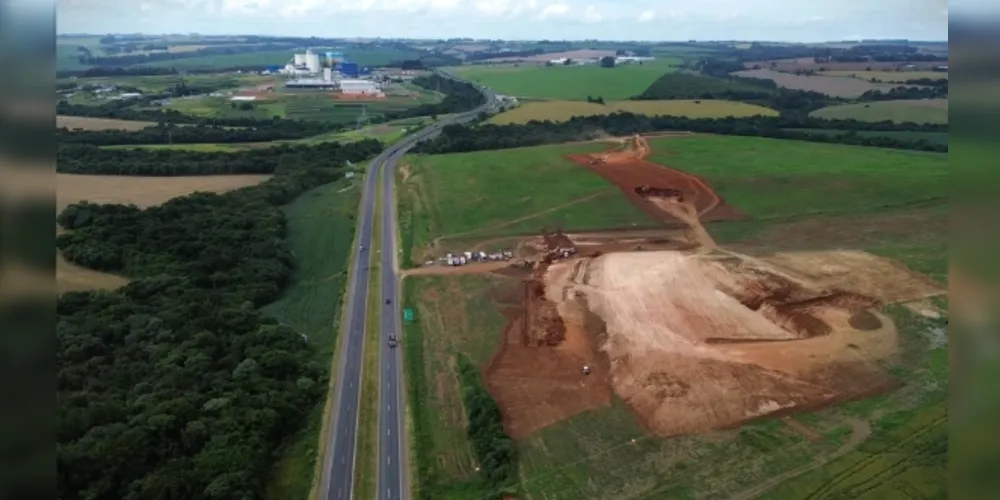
[56,0,951,42]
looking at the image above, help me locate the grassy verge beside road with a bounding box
[262,178,361,500]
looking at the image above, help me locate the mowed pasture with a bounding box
[810,99,949,124]
[400,135,947,499]
[489,99,777,124]
[56,173,271,293]
[733,69,907,97]
[396,143,657,265]
[825,70,948,82]
[57,115,157,131]
[451,60,680,100]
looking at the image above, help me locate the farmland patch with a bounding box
[490,99,777,124]
[452,60,680,100]
[825,70,948,82]
[733,69,906,98]
[57,115,157,131]
[810,99,949,124]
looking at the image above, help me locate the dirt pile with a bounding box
[566,135,742,224]
[482,247,941,439]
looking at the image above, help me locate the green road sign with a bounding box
[403,308,414,322]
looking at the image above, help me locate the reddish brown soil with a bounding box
[565,136,743,225]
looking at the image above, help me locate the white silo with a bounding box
[293,53,307,66]
[323,67,333,82]
[305,50,321,74]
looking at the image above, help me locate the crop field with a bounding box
[743,58,945,73]
[810,99,949,124]
[451,60,680,100]
[261,178,361,500]
[163,93,424,123]
[56,173,271,293]
[824,70,948,82]
[489,99,777,124]
[69,73,274,93]
[57,115,156,131]
[782,129,949,146]
[400,134,947,500]
[733,69,905,98]
[396,143,658,266]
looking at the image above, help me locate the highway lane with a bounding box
[320,70,498,500]
[377,78,499,500]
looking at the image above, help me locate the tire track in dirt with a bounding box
[729,416,872,500]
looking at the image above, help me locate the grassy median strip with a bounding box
[354,164,383,500]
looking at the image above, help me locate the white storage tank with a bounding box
[305,50,321,74]
[294,53,306,66]
[323,67,333,82]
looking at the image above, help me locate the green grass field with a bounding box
[490,99,777,124]
[782,129,949,146]
[261,178,361,500]
[450,59,680,100]
[68,73,273,93]
[810,99,949,124]
[163,93,424,124]
[396,143,657,266]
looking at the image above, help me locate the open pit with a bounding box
[482,245,945,439]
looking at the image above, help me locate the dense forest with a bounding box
[398,74,487,117]
[57,139,381,176]
[411,113,948,155]
[56,138,382,500]
[58,124,330,146]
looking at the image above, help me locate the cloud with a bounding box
[637,9,655,22]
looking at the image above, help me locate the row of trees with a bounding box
[411,113,948,155]
[77,43,299,67]
[858,84,948,101]
[456,355,517,499]
[57,139,382,176]
[58,124,330,146]
[56,138,384,500]
[398,74,487,117]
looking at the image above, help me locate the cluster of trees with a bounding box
[635,71,834,116]
[77,43,298,67]
[859,84,948,101]
[56,138,383,500]
[902,78,949,87]
[59,66,180,78]
[398,74,486,117]
[456,355,517,499]
[586,96,606,104]
[58,124,328,146]
[412,113,948,155]
[58,139,381,176]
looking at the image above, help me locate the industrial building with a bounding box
[339,79,380,95]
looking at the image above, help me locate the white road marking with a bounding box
[388,456,391,465]
[387,427,391,436]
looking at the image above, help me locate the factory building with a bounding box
[339,79,380,95]
[305,49,321,74]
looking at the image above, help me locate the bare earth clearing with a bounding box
[57,173,271,293]
[410,135,945,442]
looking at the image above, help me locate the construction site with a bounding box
[415,135,947,440]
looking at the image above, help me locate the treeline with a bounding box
[58,124,327,146]
[57,138,383,500]
[635,72,835,116]
[859,84,948,101]
[902,78,949,87]
[412,113,948,155]
[78,43,299,67]
[57,139,381,176]
[456,355,517,499]
[396,74,486,117]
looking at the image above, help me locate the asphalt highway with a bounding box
[321,74,499,500]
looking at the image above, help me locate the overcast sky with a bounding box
[57,0,950,42]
